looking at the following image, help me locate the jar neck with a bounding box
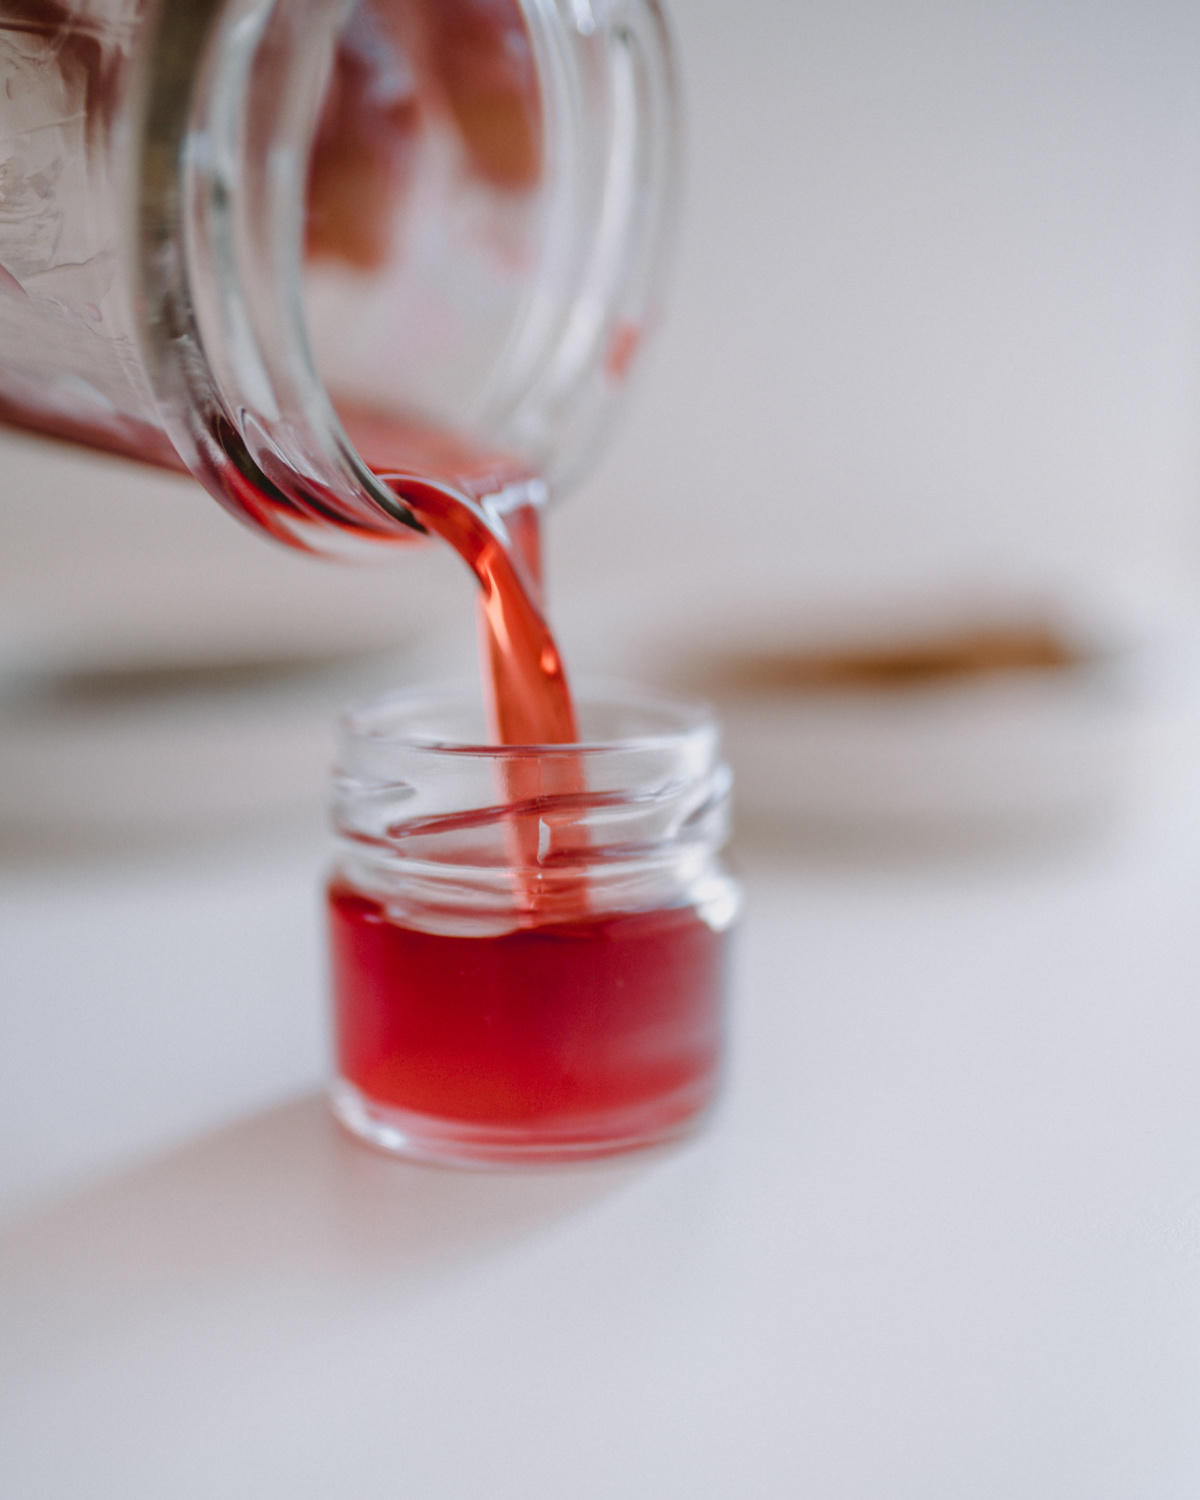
[134,0,417,553]
[132,0,680,556]
[334,836,731,936]
[333,743,733,934]
[330,683,736,935]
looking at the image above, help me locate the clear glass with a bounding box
[327,682,739,1165]
[0,0,679,553]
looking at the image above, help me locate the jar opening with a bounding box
[139,0,679,554]
[330,682,736,933]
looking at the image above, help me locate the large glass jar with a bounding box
[327,682,739,1164]
[0,0,678,552]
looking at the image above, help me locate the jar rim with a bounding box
[331,678,736,933]
[136,0,681,554]
[338,679,720,759]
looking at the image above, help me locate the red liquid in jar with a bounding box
[329,880,726,1153]
[326,347,727,1156]
[326,480,729,1158]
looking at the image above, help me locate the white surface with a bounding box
[4,708,1200,1495]
[557,0,1200,615]
[715,663,1139,832]
[0,826,329,1225]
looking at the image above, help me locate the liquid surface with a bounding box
[329,880,726,1138]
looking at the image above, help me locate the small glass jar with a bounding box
[327,682,739,1165]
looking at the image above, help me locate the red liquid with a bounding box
[326,468,728,1160]
[329,879,726,1157]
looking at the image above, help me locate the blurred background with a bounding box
[6,0,1200,843]
[567,0,1200,606]
[6,1,1200,1492]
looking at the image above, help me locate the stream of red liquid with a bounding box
[327,474,729,1154]
[380,474,577,745]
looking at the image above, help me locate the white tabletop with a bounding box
[4,712,1200,1496]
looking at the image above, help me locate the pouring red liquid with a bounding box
[0,1,726,1161]
[325,479,733,1162]
[309,0,728,1145]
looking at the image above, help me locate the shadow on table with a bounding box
[0,1094,650,1303]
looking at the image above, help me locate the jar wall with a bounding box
[0,0,679,556]
[0,0,175,465]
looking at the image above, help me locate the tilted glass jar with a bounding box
[327,682,739,1164]
[0,0,678,553]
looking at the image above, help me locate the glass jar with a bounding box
[0,0,678,553]
[327,682,739,1164]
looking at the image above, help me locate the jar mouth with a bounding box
[331,680,735,933]
[338,679,719,757]
[136,0,680,555]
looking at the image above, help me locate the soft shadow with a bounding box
[0,1094,652,1300]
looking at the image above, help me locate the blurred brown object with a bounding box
[640,596,1144,842]
[421,0,541,190]
[306,0,541,269]
[701,624,1082,696]
[305,3,421,269]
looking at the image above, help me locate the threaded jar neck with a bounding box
[331,682,737,935]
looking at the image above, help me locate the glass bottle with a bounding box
[327,682,739,1164]
[0,0,678,552]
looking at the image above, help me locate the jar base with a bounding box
[330,1077,716,1167]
